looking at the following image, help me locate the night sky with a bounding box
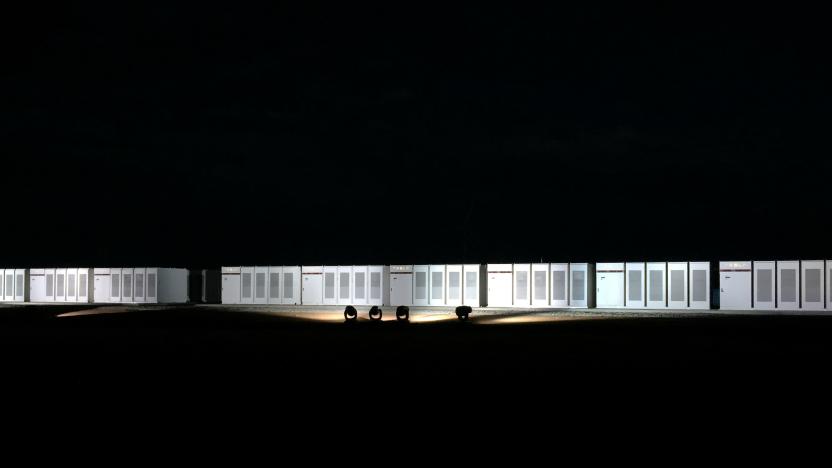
[3,3,828,268]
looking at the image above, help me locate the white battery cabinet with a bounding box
[301,266,324,305]
[32,268,91,303]
[351,265,369,306]
[720,261,752,310]
[487,264,513,307]
[569,263,594,308]
[753,261,775,310]
[390,265,413,306]
[463,264,483,307]
[513,263,531,307]
[132,267,146,303]
[667,262,689,309]
[646,262,667,309]
[323,266,339,305]
[337,266,352,305]
[413,265,429,306]
[221,267,241,304]
[596,262,625,308]
[625,262,646,308]
[550,263,569,308]
[445,264,463,307]
[429,264,446,306]
[368,265,388,306]
[239,267,254,304]
[777,261,800,310]
[531,263,549,307]
[252,266,269,305]
[828,260,832,311]
[801,260,824,311]
[280,266,301,305]
[688,262,711,309]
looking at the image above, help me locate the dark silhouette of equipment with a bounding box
[369,305,382,321]
[396,305,410,321]
[344,305,358,321]
[455,305,472,321]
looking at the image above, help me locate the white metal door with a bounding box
[221,268,241,304]
[29,270,46,302]
[337,266,352,305]
[596,263,624,308]
[146,268,158,303]
[413,265,429,306]
[66,268,78,303]
[352,265,368,306]
[323,266,338,305]
[121,268,134,302]
[302,267,323,305]
[667,262,688,309]
[55,268,67,302]
[625,262,645,308]
[753,261,775,310]
[267,266,281,304]
[777,261,799,310]
[720,261,752,310]
[282,266,300,305]
[550,263,568,307]
[368,266,384,306]
[240,267,254,304]
[132,267,146,303]
[253,266,268,304]
[94,270,111,304]
[801,260,824,311]
[531,263,549,307]
[646,262,667,309]
[487,264,513,307]
[462,264,480,307]
[390,265,413,306]
[569,263,589,308]
[512,264,531,307]
[429,265,445,306]
[688,262,710,309]
[445,265,463,306]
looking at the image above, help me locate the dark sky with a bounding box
[2,3,829,268]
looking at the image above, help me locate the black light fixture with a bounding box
[395,305,410,321]
[369,305,382,321]
[344,305,358,321]
[455,305,472,321]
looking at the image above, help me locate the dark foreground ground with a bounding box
[3,304,831,439]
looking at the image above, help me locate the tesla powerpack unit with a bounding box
[569,263,595,308]
[801,260,825,311]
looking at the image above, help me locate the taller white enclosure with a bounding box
[719,261,752,310]
[595,262,624,308]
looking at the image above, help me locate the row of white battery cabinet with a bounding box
[486,263,595,308]
[595,262,711,309]
[719,260,831,310]
[26,268,189,303]
[221,265,482,306]
[0,269,29,302]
